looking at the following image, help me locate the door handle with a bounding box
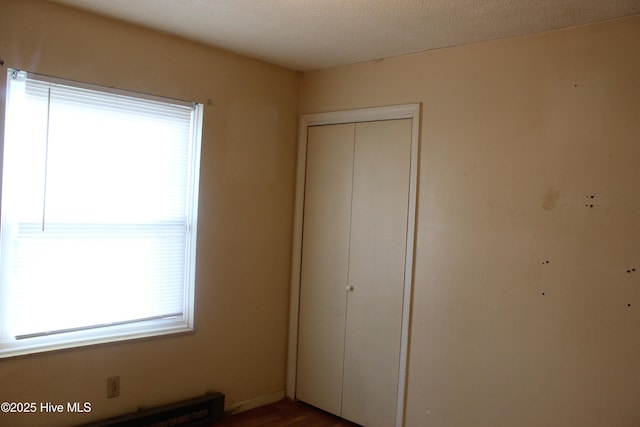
[346,285,354,292]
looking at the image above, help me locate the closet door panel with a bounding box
[342,119,412,426]
[296,123,355,415]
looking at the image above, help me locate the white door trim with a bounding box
[287,104,420,427]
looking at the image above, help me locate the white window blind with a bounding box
[0,70,202,356]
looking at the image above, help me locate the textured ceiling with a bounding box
[49,0,640,71]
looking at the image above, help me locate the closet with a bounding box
[296,118,413,427]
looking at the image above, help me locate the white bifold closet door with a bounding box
[296,119,412,427]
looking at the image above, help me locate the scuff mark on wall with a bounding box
[542,189,560,211]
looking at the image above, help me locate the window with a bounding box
[0,70,203,357]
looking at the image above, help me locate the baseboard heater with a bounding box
[78,392,225,427]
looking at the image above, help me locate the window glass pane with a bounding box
[13,223,186,336]
[0,70,201,355]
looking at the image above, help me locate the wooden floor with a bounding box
[214,399,360,427]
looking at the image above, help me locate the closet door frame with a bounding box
[287,104,421,427]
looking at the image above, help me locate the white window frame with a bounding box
[0,70,203,358]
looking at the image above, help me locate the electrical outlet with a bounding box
[107,376,120,399]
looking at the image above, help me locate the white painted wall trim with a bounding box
[226,390,286,415]
[286,104,421,427]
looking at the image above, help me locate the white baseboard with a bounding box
[226,390,286,415]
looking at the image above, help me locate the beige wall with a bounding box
[300,15,640,427]
[0,1,299,426]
